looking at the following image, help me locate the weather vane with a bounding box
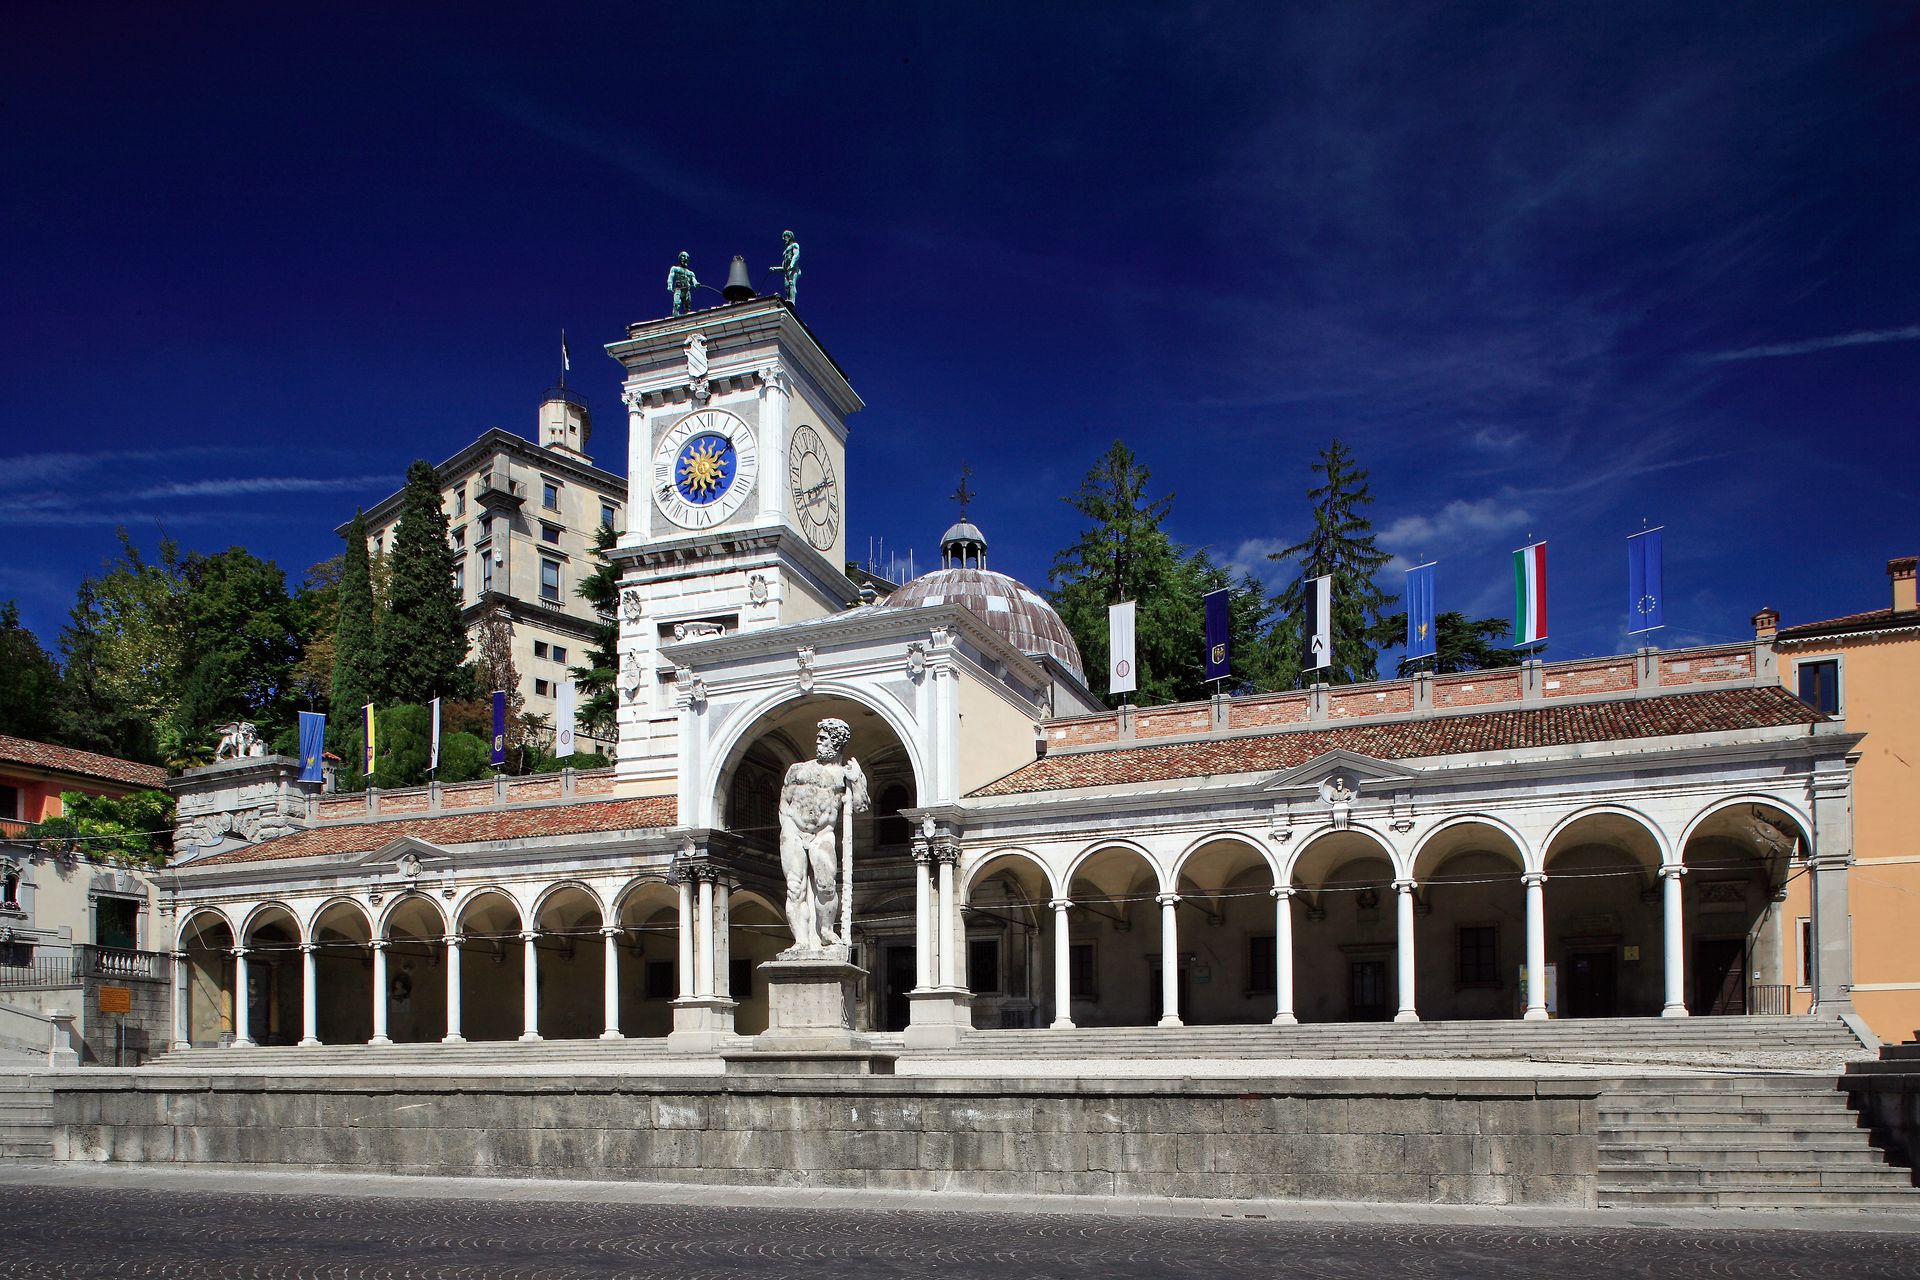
[950,463,976,521]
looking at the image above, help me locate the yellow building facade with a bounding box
[1767,555,1920,1041]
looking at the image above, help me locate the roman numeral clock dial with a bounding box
[652,408,759,530]
[788,424,840,551]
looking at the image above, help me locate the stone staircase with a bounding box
[0,1075,54,1161]
[150,1036,683,1073]
[1596,1073,1920,1208]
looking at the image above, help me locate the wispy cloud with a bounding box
[1219,536,1295,590]
[1380,498,1531,556]
[133,475,389,500]
[5,446,236,486]
[1698,325,1920,363]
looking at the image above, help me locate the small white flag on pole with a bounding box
[555,679,577,759]
[561,330,571,374]
[1108,600,1137,695]
[1305,574,1332,671]
[428,696,441,773]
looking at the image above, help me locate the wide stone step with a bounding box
[1602,1163,1915,1189]
[1601,1143,1893,1167]
[1599,1184,1920,1208]
[0,1139,53,1160]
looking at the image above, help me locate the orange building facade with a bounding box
[0,735,167,837]
[1765,555,1920,1042]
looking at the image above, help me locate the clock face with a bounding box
[653,408,758,529]
[788,424,840,551]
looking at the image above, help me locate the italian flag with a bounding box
[1512,542,1547,647]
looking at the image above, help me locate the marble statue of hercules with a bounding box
[778,718,869,951]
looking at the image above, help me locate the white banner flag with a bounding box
[1109,600,1137,695]
[428,697,441,772]
[555,679,577,758]
[1306,574,1332,671]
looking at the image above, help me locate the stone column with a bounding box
[936,847,959,990]
[913,846,934,991]
[696,873,716,998]
[1156,892,1182,1028]
[1393,880,1419,1023]
[1050,898,1075,1030]
[1660,864,1688,1017]
[519,929,542,1041]
[676,876,695,1000]
[299,944,320,1046]
[231,947,253,1047]
[442,934,465,1044]
[369,940,392,1045]
[601,925,623,1040]
[170,950,191,1051]
[1271,887,1297,1026]
[1522,872,1549,1021]
[1810,760,1858,1016]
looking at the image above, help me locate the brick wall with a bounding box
[1228,694,1309,730]
[1432,672,1523,708]
[1659,648,1753,686]
[1329,686,1414,719]
[1137,708,1210,740]
[1543,660,1636,698]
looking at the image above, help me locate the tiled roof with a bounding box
[0,735,167,790]
[1776,608,1920,642]
[970,686,1822,798]
[190,795,678,866]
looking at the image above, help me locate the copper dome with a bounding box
[883,568,1084,678]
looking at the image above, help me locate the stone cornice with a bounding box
[335,428,626,538]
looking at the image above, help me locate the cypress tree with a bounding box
[1269,440,1397,685]
[330,510,379,761]
[374,460,468,704]
[569,523,621,743]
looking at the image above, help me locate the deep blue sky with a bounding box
[4,3,1916,680]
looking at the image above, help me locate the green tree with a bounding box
[55,532,184,762]
[1050,442,1277,706]
[1373,610,1525,677]
[1269,440,1397,685]
[569,523,621,743]
[291,556,343,710]
[36,788,174,865]
[374,461,467,704]
[0,601,62,741]
[330,512,379,766]
[165,548,303,761]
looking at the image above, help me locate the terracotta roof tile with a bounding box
[189,795,677,867]
[0,734,167,790]
[1776,607,1920,642]
[971,686,1821,798]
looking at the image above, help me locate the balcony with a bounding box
[0,944,167,989]
[474,472,525,511]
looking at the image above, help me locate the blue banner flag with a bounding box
[490,690,508,766]
[297,711,326,784]
[1406,563,1437,662]
[1203,588,1231,682]
[1628,527,1665,635]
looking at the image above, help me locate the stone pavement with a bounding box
[5,1164,1920,1278]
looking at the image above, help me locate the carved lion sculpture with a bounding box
[213,721,263,761]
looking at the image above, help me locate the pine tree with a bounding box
[330,511,379,764]
[569,523,621,744]
[1269,440,1397,685]
[0,602,62,742]
[374,461,467,704]
[1373,610,1524,677]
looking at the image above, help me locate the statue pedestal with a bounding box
[723,957,895,1075]
[666,995,736,1054]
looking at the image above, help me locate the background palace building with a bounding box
[153,290,1882,1058]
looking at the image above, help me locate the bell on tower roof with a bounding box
[940,464,986,568]
[722,255,756,302]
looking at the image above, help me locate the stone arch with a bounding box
[532,882,605,1040]
[963,847,1059,901]
[964,849,1055,1029]
[177,908,235,1047]
[376,891,448,939]
[237,902,302,1047]
[1680,794,1813,855]
[1542,805,1672,869]
[612,877,682,1039]
[1678,797,1810,1016]
[381,894,450,1043]
[1063,837,1165,897]
[1171,833,1280,1027]
[531,878,606,922]
[1063,841,1166,1026]
[239,900,304,945]
[728,886,790,1036]
[702,680,928,832]
[1541,807,1670,1019]
[1409,819,1530,1022]
[451,889,524,1042]
[310,898,374,1045]
[1410,815,1533,878]
[1287,826,1401,1023]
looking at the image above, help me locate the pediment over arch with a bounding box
[1258,749,1416,794]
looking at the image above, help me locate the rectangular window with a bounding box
[1796,658,1841,716]
[455,488,466,517]
[1798,916,1814,989]
[551,645,568,664]
[452,564,465,596]
[1457,925,1499,986]
[540,558,561,602]
[452,526,465,549]
[0,785,17,821]
[96,897,139,951]
[1068,940,1098,1001]
[542,481,560,511]
[1247,934,1276,993]
[534,678,552,697]
[601,503,616,529]
[967,938,1002,994]
[480,549,494,595]
[541,522,562,544]
[534,641,549,659]
[645,960,675,1000]
[731,957,754,1000]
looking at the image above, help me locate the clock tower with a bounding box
[606,293,863,782]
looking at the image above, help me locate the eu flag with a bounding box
[298,711,326,784]
[490,690,508,766]
[1406,563,1437,662]
[1203,588,1231,682]
[1628,528,1665,635]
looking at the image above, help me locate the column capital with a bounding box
[519,929,538,942]
[172,949,189,961]
[299,943,318,955]
[910,841,934,865]
[1521,872,1548,888]
[443,934,463,946]
[1048,897,1073,912]
[931,842,962,867]
[1659,862,1688,880]
[1392,878,1417,894]
[600,925,621,939]
[230,946,249,958]
[1270,886,1296,901]
[1156,892,1180,907]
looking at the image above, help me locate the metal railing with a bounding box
[1748,983,1791,1015]
[0,945,166,989]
